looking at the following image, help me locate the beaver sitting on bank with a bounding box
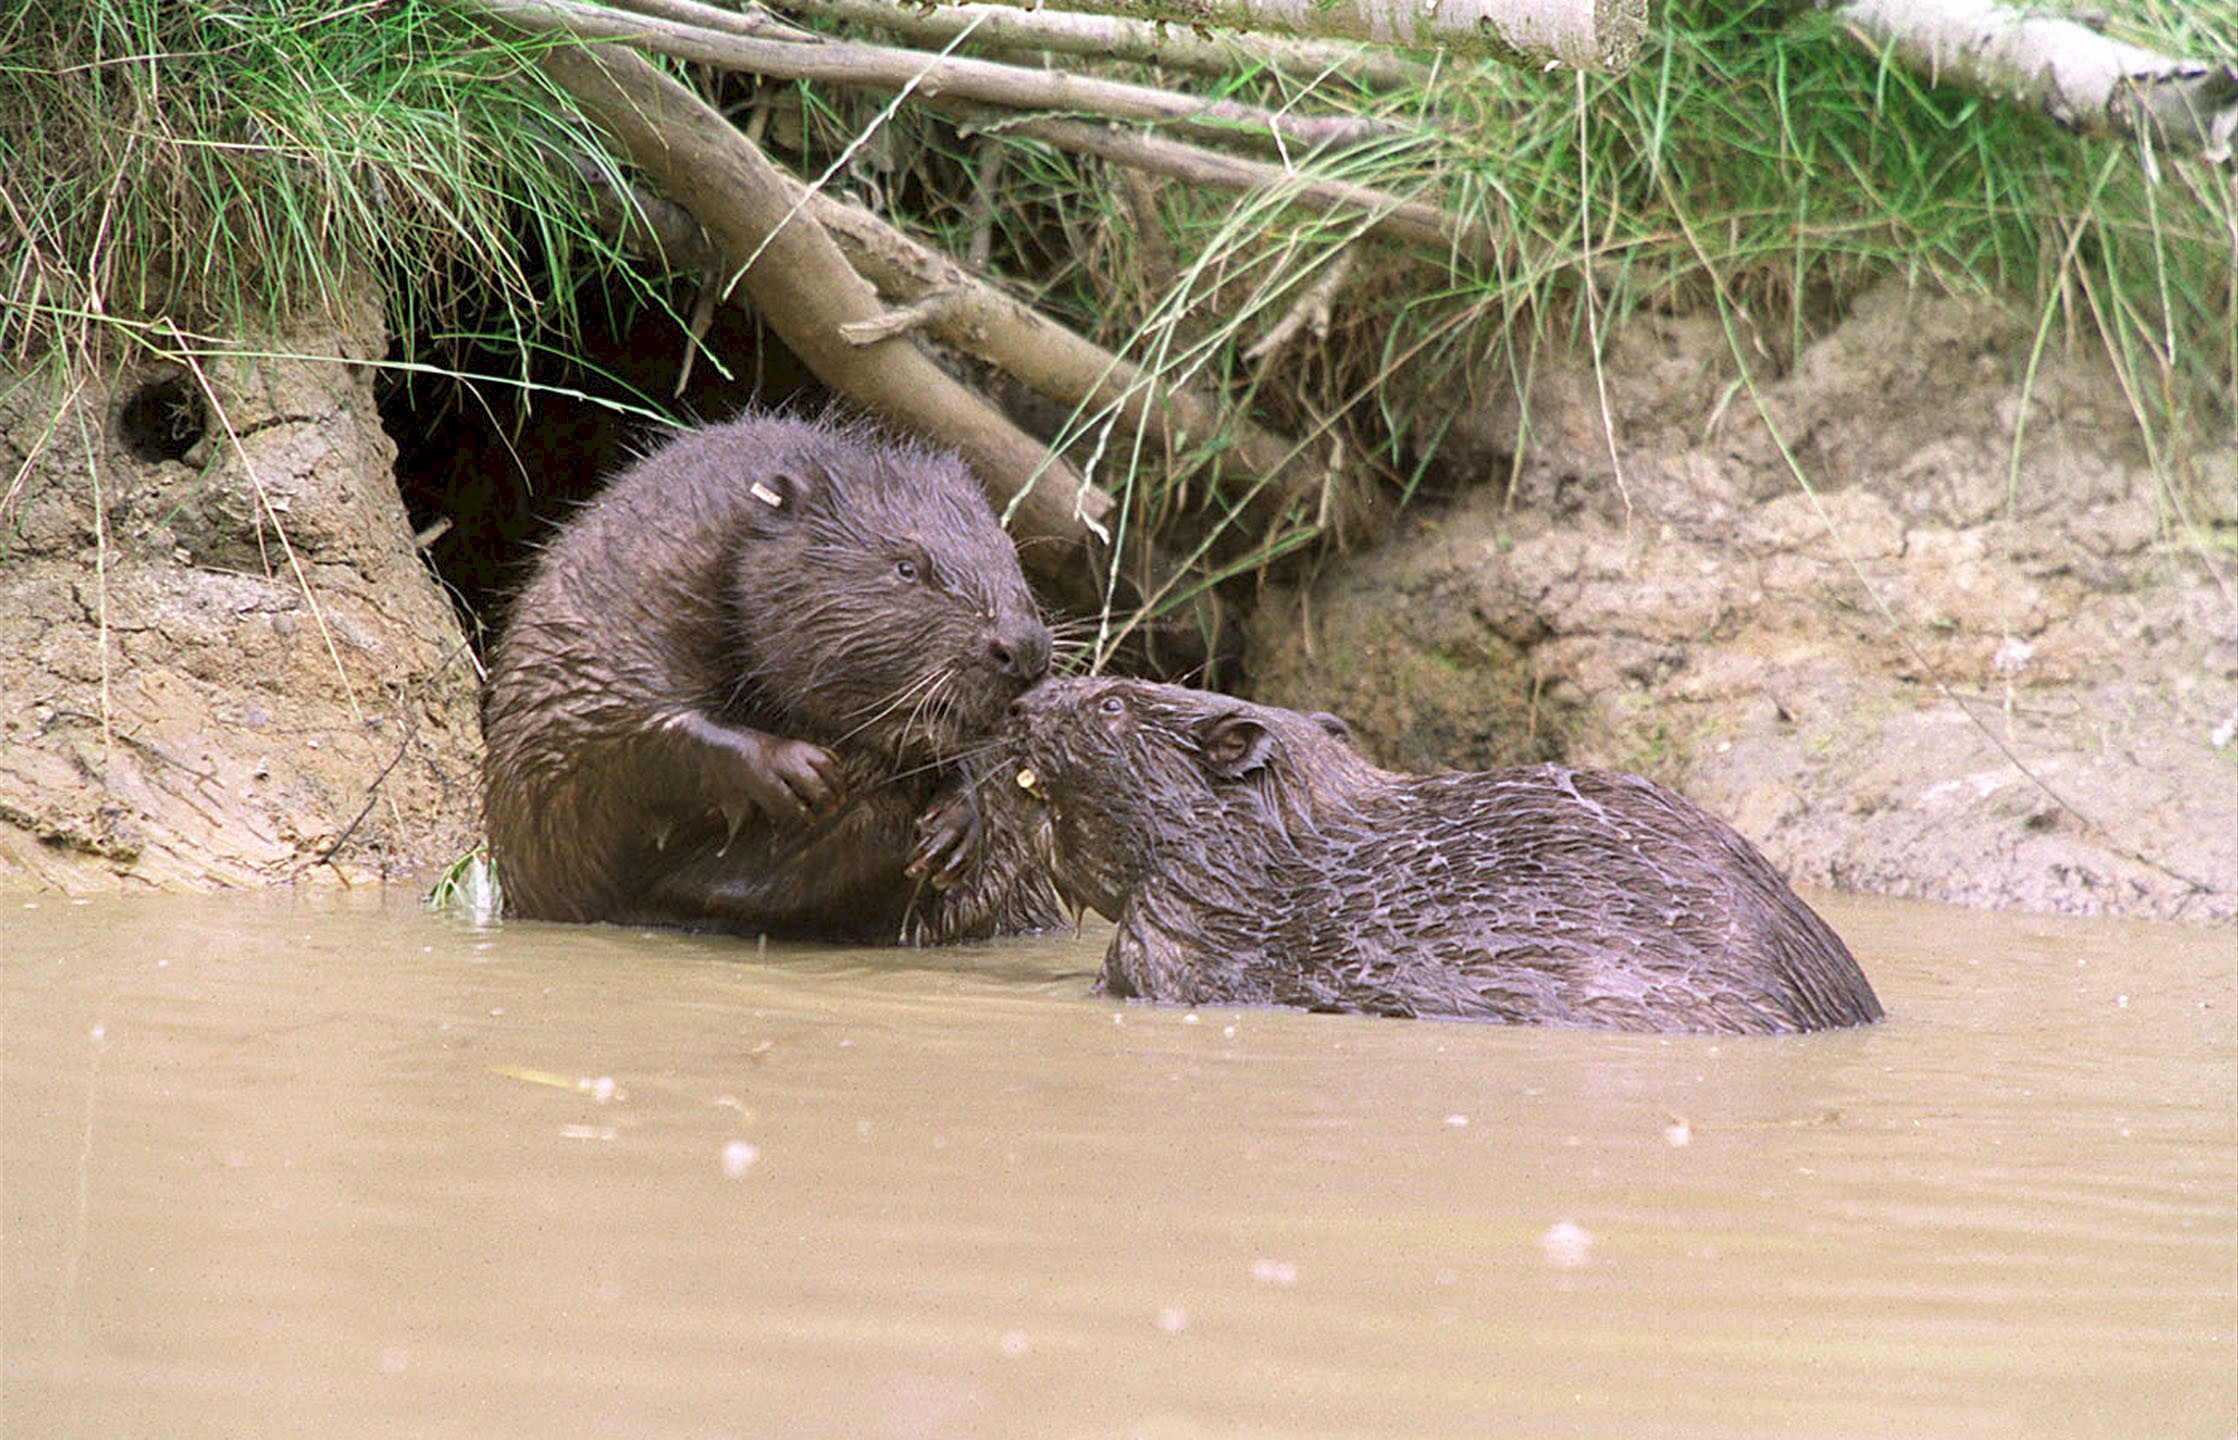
[1008,677,1883,1033]
[483,413,1063,943]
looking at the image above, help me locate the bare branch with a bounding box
[803,186,1322,514]
[908,0,1645,71]
[773,0,1435,90]
[476,0,1395,151]
[1246,246,1354,362]
[1827,0,2236,164]
[927,98,1497,263]
[600,0,821,41]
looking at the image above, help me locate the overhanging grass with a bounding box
[3,0,2227,605]
[0,0,641,377]
[1386,0,2233,529]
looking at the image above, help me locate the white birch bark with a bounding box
[1829,0,2236,164]
[773,0,1436,90]
[915,0,1647,71]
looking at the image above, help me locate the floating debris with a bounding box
[1540,1220,1594,1268]
[1251,1258,1299,1286]
[487,1064,627,1103]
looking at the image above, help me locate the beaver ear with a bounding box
[1198,712,1276,781]
[741,464,825,531]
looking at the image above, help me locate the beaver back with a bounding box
[1010,676,1883,1033]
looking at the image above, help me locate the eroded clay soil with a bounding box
[1250,283,2237,922]
[0,299,483,892]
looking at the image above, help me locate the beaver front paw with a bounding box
[906,778,980,890]
[735,732,844,821]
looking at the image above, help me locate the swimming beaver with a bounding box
[1008,677,1883,1033]
[483,413,1064,943]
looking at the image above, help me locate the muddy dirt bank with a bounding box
[0,299,483,891]
[1250,283,2237,923]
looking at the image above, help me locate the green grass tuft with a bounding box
[0,0,645,375]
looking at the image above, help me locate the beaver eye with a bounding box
[1097,695,1125,717]
[894,558,921,583]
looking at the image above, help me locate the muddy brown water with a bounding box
[3,889,2231,1439]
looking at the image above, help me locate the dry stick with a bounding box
[600,0,822,41]
[806,188,1312,502]
[1244,246,1353,362]
[475,0,1385,151]
[926,98,1497,264]
[773,0,1436,91]
[527,37,1114,598]
[550,102,1331,570]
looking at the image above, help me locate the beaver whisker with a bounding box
[833,667,951,749]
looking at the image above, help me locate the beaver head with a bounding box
[723,426,1051,766]
[1009,675,1379,922]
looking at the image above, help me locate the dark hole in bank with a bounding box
[115,370,208,464]
[381,286,826,655]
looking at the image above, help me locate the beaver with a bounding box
[483,413,1064,943]
[1007,677,1883,1033]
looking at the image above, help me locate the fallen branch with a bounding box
[773,0,1435,90]
[1827,0,2237,164]
[1246,246,1354,362]
[554,129,1331,567]
[479,0,1394,152]
[927,98,1497,264]
[525,35,1116,599]
[806,188,1319,501]
[913,0,1646,71]
[601,0,821,41]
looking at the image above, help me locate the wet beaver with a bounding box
[1008,677,1883,1033]
[483,413,1064,943]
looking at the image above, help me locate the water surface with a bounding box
[4,889,2232,1438]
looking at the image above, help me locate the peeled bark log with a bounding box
[773,0,1435,90]
[1828,0,2237,163]
[907,0,1646,71]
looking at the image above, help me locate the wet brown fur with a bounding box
[1010,677,1884,1033]
[483,413,1063,943]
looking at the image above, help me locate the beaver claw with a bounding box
[907,779,980,890]
[745,734,842,819]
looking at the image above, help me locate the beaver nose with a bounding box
[990,619,1052,683]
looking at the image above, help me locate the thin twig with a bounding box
[928,98,1494,263]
